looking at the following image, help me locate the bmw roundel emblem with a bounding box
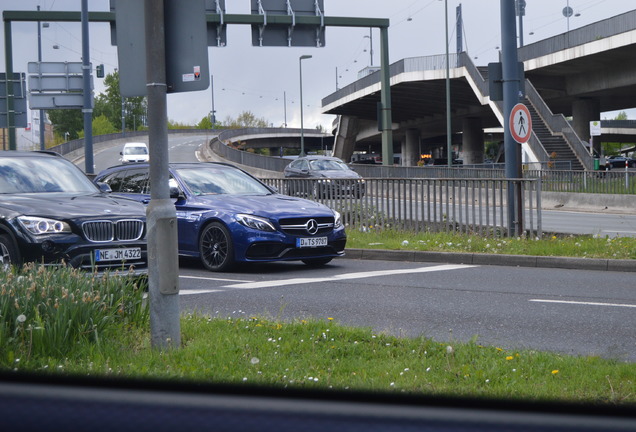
[305,219,319,235]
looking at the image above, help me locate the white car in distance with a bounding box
[120,142,149,164]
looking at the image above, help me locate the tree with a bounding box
[615,111,628,120]
[222,111,268,128]
[93,71,147,132]
[91,114,117,136]
[47,109,83,142]
[196,115,215,129]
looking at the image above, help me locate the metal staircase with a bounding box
[524,99,584,170]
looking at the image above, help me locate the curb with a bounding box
[344,249,636,273]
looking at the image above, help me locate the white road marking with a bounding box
[180,275,250,283]
[180,289,223,296]
[530,299,636,308]
[222,264,476,290]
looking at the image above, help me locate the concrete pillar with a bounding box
[402,128,420,166]
[462,117,484,165]
[332,115,358,163]
[572,98,600,155]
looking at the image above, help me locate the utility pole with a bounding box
[37,5,46,150]
[501,0,522,236]
[144,0,181,350]
[81,0,94,174]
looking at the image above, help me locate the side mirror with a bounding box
[169,186,182,199]
[96,182,112,193]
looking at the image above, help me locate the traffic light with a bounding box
[96,64,104,78]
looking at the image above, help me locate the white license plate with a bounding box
[297,237,328,248]
[95,247,142,262]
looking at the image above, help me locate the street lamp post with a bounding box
[299,55,312,157]
[443,0,452,167]
[37,6,47,150]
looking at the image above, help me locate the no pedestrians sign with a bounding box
[509,103,532,143]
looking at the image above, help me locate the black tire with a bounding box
[198,222,235,272]
[301,257,333,267]
[0,234,19,271]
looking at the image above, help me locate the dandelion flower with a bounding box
[506,356,513,361]
[327,317,334,321]
[250,357,260,365]
[16,314,26,323]
[446,345,454,354]
[552,370,559,375]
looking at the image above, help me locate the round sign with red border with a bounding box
[509,103,532,143]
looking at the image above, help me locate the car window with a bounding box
[119,169,150,194]
[124,146,148,155]
[98,170,127,192]
[175,166,271,195]
[0,155,97,194]
[309,159,348,171]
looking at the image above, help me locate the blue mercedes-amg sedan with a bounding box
[94,162,346,272]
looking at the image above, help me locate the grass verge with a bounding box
[346,230,636,260]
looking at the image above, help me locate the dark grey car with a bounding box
[283,156,366,198]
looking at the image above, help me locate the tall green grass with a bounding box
[0,263,147,364]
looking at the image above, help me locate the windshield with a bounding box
[309,159,349,171]
[175,165,272,196]
[124,146,148,155]
[0,156,98,194]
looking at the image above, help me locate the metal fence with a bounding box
[527,169,636,194]
[349,165,636,195]
[262,177,542,238]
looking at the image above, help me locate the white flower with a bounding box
[16,314,26,323]
[401,240,409,246]
[446,345,454,354]
[243,377,248,382]
[250,357,260,365]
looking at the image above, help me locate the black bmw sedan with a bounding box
[0,151,147,275]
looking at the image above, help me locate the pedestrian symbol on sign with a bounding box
[509,103,532,143]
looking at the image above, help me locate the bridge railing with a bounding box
[262,177,542,238]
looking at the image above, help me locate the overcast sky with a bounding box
[3,0,635,130]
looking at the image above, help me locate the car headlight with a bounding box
[333,210,342,228]
[236,214,276,232]
[317,179,332,183]
[18,216,71,235]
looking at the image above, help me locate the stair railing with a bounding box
[525,80,594,170]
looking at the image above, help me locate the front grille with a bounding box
[279,216,334,235]
[82,219,144,242]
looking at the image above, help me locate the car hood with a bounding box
[1,193,147,220]
[187,194,336,219]
[313,170,361,179]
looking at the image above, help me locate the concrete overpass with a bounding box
[322,9,636,170]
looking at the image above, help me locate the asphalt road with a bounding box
[177,257,636,362]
